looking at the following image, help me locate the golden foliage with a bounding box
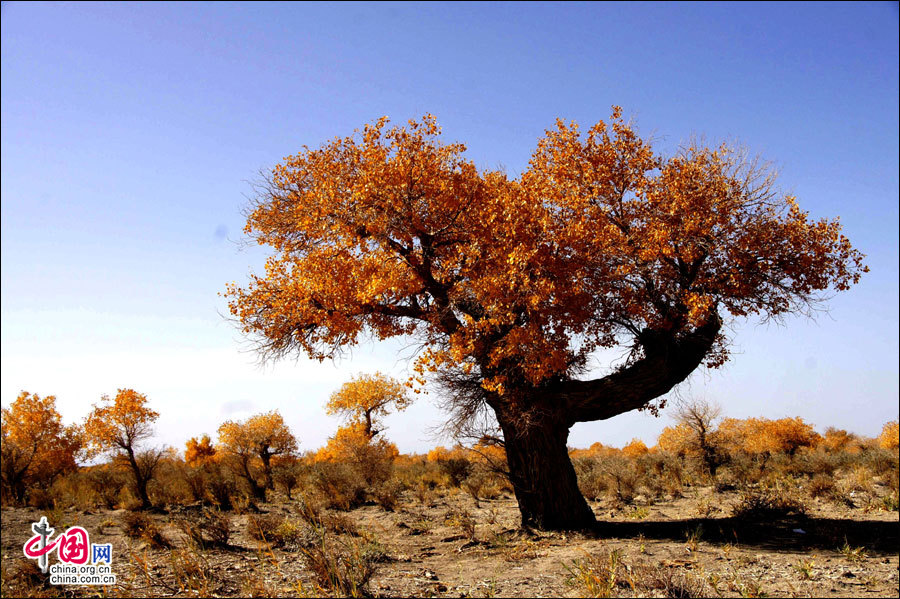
[879,421,899,451]
[217,411,298,460]
[569,442,619,460]
[83,388,158,456]
[226,110,866,396]
[326,372,410,436]
[314,421,399,464]
[622,438,650,458]
[819,427,859,453]
[717,417,820,456]
[217,411,298,495]
[656,423,695,456]
[185,434,216,465]
[1,391,82,500]
[426,445,468,463]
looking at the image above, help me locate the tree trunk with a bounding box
[260,451,274,490]
[242,456,267,500]
[126,448,151,509]
[497,411,595,531]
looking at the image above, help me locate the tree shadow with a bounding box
[589,515,899,555]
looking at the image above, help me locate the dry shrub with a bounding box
[568,549,712,598]
[462,468,505,506]
[807,474,836,498]
[415,467,445,491]
[0,558,60,598]
[444,507,477,541]
[248,514,283,543]
[204,468,237,511]
[120,511,170,548]
[574,457,608,501]
[575,454,643,505]
[631,562,712,598]
[301,532,384,598]
[371,479,404,511]
[312,462,367,510]
[324,512,360,537]
[638,452,685,499]
[790,450,839,477]
[179,463,208,502]
[566,548,626,597]
[85,465,127,509]
[436,457,472,487]
[168,546,217,596]
[731,488,806,520]
[847,465,875,494]
[149,472,193,508]
[718,453,766,489]
[249,514,319,549]
[272,460,305,499]
[391,456,437,489]
[176,508,232,548]
[27,488,55,510]
[295,493,325,523]
[603,456,639,505]
[231,494,260,514]
[413,479,436,506]
[295,496,361,537]
[863,448,899,479]
[886,467,899,495]
[48,471,97,510]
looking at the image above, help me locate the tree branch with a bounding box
[555,313,722,426]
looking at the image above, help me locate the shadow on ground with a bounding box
[590,516,899,555]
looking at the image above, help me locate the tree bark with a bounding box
[242,456,267,500]
[260,450,274,490]
[126,448,151,509]
[486,315,722,531]
[496,408,595,531]
[555,315,722,424]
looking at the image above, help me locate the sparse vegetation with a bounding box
[2,394,897,598]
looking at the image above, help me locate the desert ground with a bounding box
[2,482,897,598]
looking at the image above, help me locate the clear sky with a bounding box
[2,2,898,454]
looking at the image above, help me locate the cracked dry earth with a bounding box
[2,486,898,597]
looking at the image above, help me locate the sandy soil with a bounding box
[2,486,898,597]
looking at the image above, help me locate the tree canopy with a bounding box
[1,391,82,503]
[325,372,410,437]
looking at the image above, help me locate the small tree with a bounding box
[317,373,409,488]
[83,389,160,509]
[1,391,82,504]
[217,411,297,499]
[325,372,410,438]
[673,398,725,476]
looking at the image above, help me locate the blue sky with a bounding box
[2,2,897,453]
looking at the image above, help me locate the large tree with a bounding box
[226,110,866,530]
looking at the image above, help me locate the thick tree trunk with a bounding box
[497,411,595,531]
[472,314,722,532]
